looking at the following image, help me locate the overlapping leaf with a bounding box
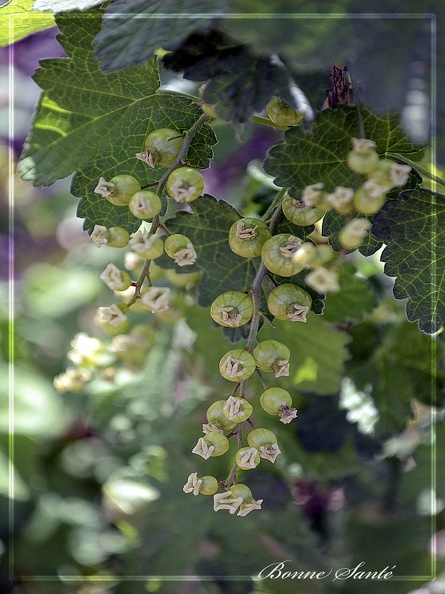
[17,12,216,232]
[323,262,377,323]
[351,322,444,436]
[372,189,445,334]
[0,0,55,47]
[264,107,424,196]
[94,0,223,72]
[261,316,351,395]
[162,28,311,124]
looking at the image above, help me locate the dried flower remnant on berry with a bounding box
[221,355,247,379]
[173,243,197,266]
[362,179,390,199]
[192,437,215,460]
[351,138,377,154]
[326,186,354,212]
[90,225,109,247]
[141,286,170,313]
[236,447,260,469]
[236,220,258,240]
[259,443,281,463]
[279,406,298,424]
[95,304,128,327]
[344,218,372,239]
[135,149,156,168]
[273,359,290,378]
[67,333,103,367]
[183,472,203,496]
[305,267,340,293]
[100,263,131,291]
[222,396,252,422]
[279,235,302,258]
[213,491,243,514]
[390,163,411,187]
[302,183,324,207]
[202,423,223,434]
[94,177,116,198]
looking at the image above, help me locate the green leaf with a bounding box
[372,189,445,334]
[323,262,377,323]
[0,0,55,47]
[352,323,444,437]
[93,0,222,72]
[33,0,104,11]
[163,28,311,124]
[260,316,351,395]
[17,12,216,232]
[264,107,424,195]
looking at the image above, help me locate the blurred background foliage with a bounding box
[1,0,445,593]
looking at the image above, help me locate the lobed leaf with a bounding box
[264,106,424,196]
[17,12,216,232]
[0,0,55,47]
[323,262,377,323]
[372,189,445,333]
[93,0,223,72]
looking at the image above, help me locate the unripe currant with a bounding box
[107,227,131,248]
[222,396,253,423]
[347,143,380,175]
[129,230,164,260]
[94,175,141,206]
[368,159,412,188]
[267,284,312,322]
[339,218,372,250]
[253,340,290,378]
[128,190,162,219]
[210,291,254,328]
[281,193,325,226]
[260,387,298,424]
[236,447,261,470]
[183,473,219,496]
[247,428,281,463]
[219,349,256,382]
[164,234,197,266]
[228,218,272,258]
[206,400,237,431]
[261,234,305,277]
[137,128,184,168]
[164,269,201,288]
[192,432,230,459]
[266,96,304,127]
[166,167,205,202]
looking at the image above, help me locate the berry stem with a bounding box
[127,259,151,306]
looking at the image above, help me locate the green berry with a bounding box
[164,234,197,266]
[266,96,304,127]
[203,432,230,457]
[199,476,219,495]
[260,387,292,415]
[247,428,278,448]
[347,150,380,175]
[128,190,162,219]
[261,234,305,277]
[228,218,272,258]
[236,447,261,470]
[94,175,141,206]
[206,400,237,431]
[210,291,254,328]
[141,128,184,168]
[281,193,325,226]
[253,340,290,377]
[222,396,253,423]
[166,167,205,202]
[267,284,312,322]
[353,186,386,215]
[107,227,130,248]
[219,349,256,382]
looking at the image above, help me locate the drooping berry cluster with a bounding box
[183,135,411,516]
